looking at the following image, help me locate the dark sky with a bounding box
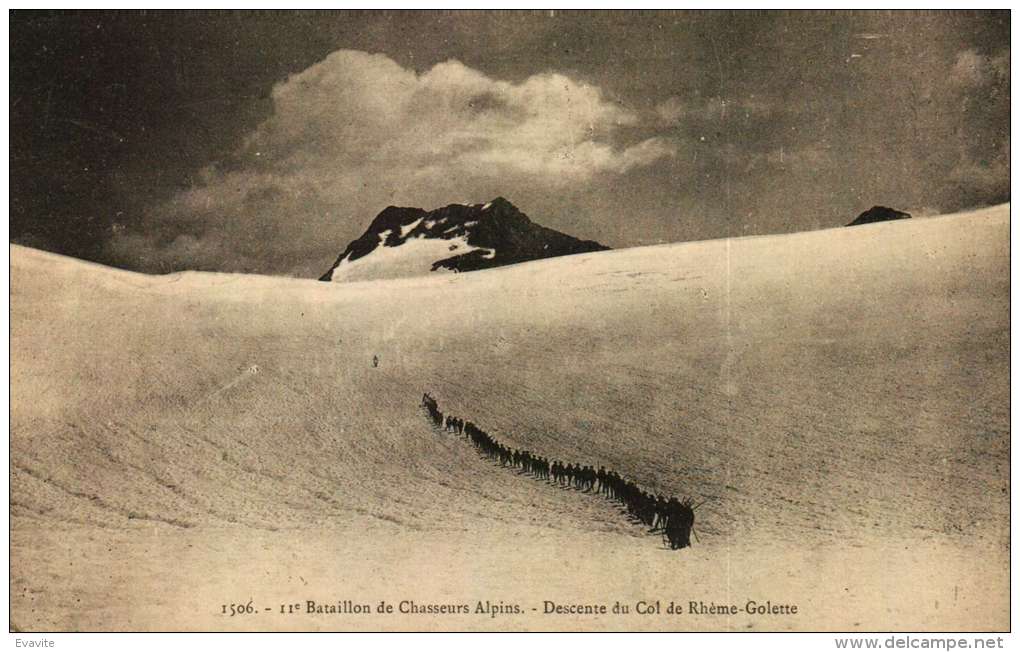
[10,10,1010,277]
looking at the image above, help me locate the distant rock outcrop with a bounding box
[320,197,610,282]
[847,206,912,227]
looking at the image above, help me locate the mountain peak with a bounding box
[847,206,912,227]
[320,199,608,282]
[485,196,512,208]
[369,205,427,229]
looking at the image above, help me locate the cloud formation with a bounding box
[655,95,775,125]
[948,48,1008,89]
[937,48,1010,212]
[109,50,673,275]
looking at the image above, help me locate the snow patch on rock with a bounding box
[329,235,487,283]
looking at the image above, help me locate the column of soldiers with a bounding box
[420,392,696,550]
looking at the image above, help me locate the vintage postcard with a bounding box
[8,9,1010,634]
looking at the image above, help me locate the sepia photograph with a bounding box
[7,8,1011,637]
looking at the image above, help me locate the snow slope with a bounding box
[9,204,1010,631]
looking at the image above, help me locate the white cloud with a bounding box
[244,51,669,186]
[112,50,674,275]
[655,96,686,123]
[655,95,774,125]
